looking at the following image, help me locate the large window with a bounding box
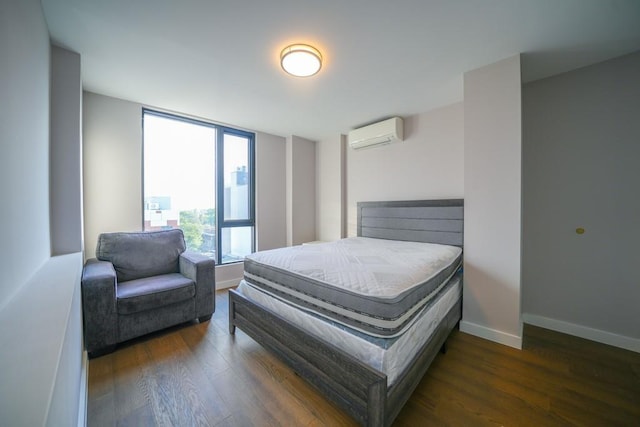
[143,110,255,265]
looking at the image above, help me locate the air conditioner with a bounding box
[348,117,404,150]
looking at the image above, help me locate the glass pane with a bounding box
[223,133,250,221]
[143,114,217,258]
[221,226,253,263]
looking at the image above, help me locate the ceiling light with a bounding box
[280,44,322,77]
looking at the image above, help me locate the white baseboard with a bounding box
[78,350,88,427]
[522,313,640,353]
[217,277,242,290]
[460,320,523,350]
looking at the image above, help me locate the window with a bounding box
[143,110,255,265]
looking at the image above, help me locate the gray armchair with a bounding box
[81,229,215,357]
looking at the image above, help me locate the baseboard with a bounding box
[522,313,640,353]
[77,350,88,427]
[217,277,242,290]
[460,320,523,350]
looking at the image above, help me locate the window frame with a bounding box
[142,108,256,265]
[216,126,256,263]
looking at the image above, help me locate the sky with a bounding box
[143,113,248,212]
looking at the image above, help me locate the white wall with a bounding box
[0,0,51,303]
[0,2,85,425]
[83,92,143,258]
[345,104,464,236]
[0,253,85,427]
[286,135,317,245]
[51,46,83,255]
[316,134,346,241]
[256,131,287,250]
[522,51,640,351]
[49,45,86,427]
[82,92,287,285]
[462,55,523,349]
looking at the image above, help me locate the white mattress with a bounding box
[243,237,462,337]
[236,275,461,386]
[245,237,462,298]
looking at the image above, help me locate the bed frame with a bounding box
[229,199,464,426]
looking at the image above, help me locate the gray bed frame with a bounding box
[229,199,464,426]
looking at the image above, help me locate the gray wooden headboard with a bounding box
[357,199,464,246]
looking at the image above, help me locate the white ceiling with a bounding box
[42,0,640,141]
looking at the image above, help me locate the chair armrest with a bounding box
[179,251,216,318]
[81,259,118,353]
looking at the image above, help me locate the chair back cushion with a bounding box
[96,229,186,282]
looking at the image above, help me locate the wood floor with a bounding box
[88,290,640,426]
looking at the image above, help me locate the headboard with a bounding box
[357,199,464,246]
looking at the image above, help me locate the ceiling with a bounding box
[42,0,640,141]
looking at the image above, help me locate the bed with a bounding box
[229,199,464,426]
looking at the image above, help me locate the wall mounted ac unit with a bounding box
[348,117,404,150]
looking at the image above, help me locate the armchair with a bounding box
[81,229,215,357]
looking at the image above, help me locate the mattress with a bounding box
[237,274,462,386]
[243,237,462,337]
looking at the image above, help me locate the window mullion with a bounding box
[216,128,224,265]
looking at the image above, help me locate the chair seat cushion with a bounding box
[117,273,195,315]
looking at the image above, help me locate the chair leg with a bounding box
[88,345,117,359]
[198,314,212,323]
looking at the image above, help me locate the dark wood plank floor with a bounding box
[88,290,640,426]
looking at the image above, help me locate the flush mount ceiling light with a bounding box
[280,44,322,77]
